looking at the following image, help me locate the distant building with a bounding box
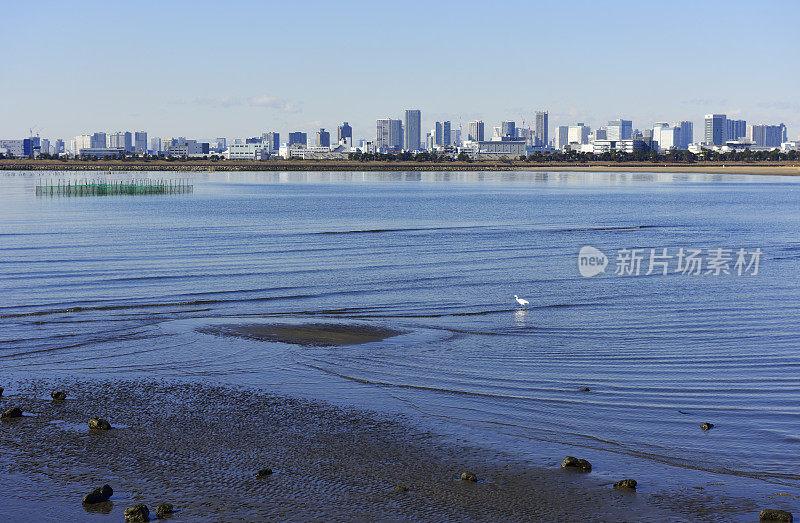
[568,123,590,145]
[450,129,461,147]
[78,147,125,158]
[337,122,352,144]
[403,110,421,151]
[150,137,162,153]
[0,139,24,157]
[704,114,727,145]
[500,121,516,140]
[467,120,484,142]
[214,137,227,153]
[376,118,403,152]
[262,132,280,152]
[54,139,65,155]
[471,139,526,159]
[676,121,693,148]
[534,111,548,147]
[726,119,747,141]
[592,139,649,154]
[165,139,210,157]
[435,121,451,147]
[91,132,107,149]
[108,132,133,152]
[134,131,147,154]
[316,128,330,148]
[747,124,786,147]
[607,119,633,140]
[226,143,271,160]
[554,126,569,150]
[288,132,307,146]
[593,127,608,141]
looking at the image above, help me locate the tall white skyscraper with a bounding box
[376,118,403,151]
[404,109,421,151]
[704,114,726,145]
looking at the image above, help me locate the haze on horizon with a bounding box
[1,0,798,142]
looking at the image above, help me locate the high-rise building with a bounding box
[593,127,608,141]
[376,119,403,151]
[91,132,107,149]
[675,121,693,148]
[467,120,484,142]
[150,137,162,153]
[261,132,279,152]
[726,119,747,141]
[337,122,352,144]
[404,110,421,151]
[704,114,727,145]
[450,129,461,147]
[316,128,330,148]
[534,111,548,147]
[747,124,785,147]
[607,119,633,140]
[134,131,147,154]
[288,132,307,146]
[568,123,590,145]
[555,126,569,150]
[500,121,516,140]
[434,121,451,147]
[54,139,64,155]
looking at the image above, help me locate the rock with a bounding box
[82,500,113,514]
[700,422,714,431]
[0,386,4,397]
[155,502,173,518]
[394,485,410,492]
[82,484,113,504]
[580,387,591,392]
[124,503,150,522]
[561,456,592,472]
[256,468,273,478]
[759,509,793,522]
[51,391,67,400]
[1,407,23,419]
[88,418,112,430]
[460,472,478,482]
[613,479,637,489]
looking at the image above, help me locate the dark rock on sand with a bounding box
[561,456,592,472]
[124,503,150,522]
[88,418,112,430]
[256,468,273,478]
[580,387,591,392]
[613,479,637,490]
[155,502,174,518]
[759,509,793,522]
[394,485,410,493]
[460,472,478,482]
[51,391,67,400]
[0,386,4,397]
[1,407,22,419]
[700,422,714,431]
[82,484,113,504]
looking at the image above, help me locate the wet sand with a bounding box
[0,379,765,521]
[197,322,404,347]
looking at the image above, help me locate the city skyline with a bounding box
[2,0,799,141]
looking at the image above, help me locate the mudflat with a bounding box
[197,322,404,347]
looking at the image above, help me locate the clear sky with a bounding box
[2,0,798,143]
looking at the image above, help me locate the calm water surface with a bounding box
[1,170,799,505]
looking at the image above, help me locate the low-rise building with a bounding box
[592,139,649,154]
[0,139,24,157]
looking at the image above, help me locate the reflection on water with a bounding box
[1,170,799,505]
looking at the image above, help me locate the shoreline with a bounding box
[1,159,799,176]
[0,378,769,521]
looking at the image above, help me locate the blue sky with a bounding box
[1,0,798,142]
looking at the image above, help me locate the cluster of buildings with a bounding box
[1,111,797,161]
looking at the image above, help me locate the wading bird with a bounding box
[514,295,529,307]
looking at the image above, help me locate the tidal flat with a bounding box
[0,379,763,521]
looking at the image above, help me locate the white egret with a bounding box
[513,295,529,307]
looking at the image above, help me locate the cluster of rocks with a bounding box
[82,484,173,521]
